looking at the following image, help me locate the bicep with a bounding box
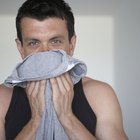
[94,84,127,139]
[85,80,127,139]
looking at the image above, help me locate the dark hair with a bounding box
[16,0,75,43]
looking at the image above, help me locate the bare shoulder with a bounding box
[82,76,121,119]
[82,76,116,98]
[0,84,13,120]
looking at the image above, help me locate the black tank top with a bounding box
[5,79,97,140]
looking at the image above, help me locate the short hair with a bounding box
[16,0,75,43]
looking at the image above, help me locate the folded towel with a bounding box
[4,49,87,140]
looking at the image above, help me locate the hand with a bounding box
[50,72,74,121]
[26,80,46,121]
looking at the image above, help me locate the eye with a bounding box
[28,40,40,47]
[51,39,62,46]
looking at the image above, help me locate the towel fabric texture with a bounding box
[4,49,87,140]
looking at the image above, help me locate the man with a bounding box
[0,0,128,139]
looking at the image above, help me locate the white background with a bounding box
[0,0,140,139]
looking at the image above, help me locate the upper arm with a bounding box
[94,84,127,139]
[83,77,128,140]
[0,86,6,140]
[0,117,5,140]
[0,84,12,140]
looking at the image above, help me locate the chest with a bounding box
[5,84,97,139]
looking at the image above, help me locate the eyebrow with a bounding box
[24,38,39,41]
[49,35,65,41]
[23,34,65,43]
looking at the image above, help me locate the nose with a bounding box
[40,44,50,52]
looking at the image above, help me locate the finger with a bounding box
[32,81,40,97]
[26,81,31,92]
[56,76,67,94]
[50,78,60,102]
[38,80,46,111]
[26,81,36,96]
[38,80,46,99]
[50,78,60,96]
[61,73,73,92]
[65,72,73,86]
[39,80,46,92]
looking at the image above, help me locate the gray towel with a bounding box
[4,49,87,140]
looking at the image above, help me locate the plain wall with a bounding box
[0,16,21,82]
[0,0,140,139]
[114,0,140,140]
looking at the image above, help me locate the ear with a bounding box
[69,35,76,56]
[15,38,25,59]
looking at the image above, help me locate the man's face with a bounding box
[16,17,76,59]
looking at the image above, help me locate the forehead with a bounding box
[20,17,68,38]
